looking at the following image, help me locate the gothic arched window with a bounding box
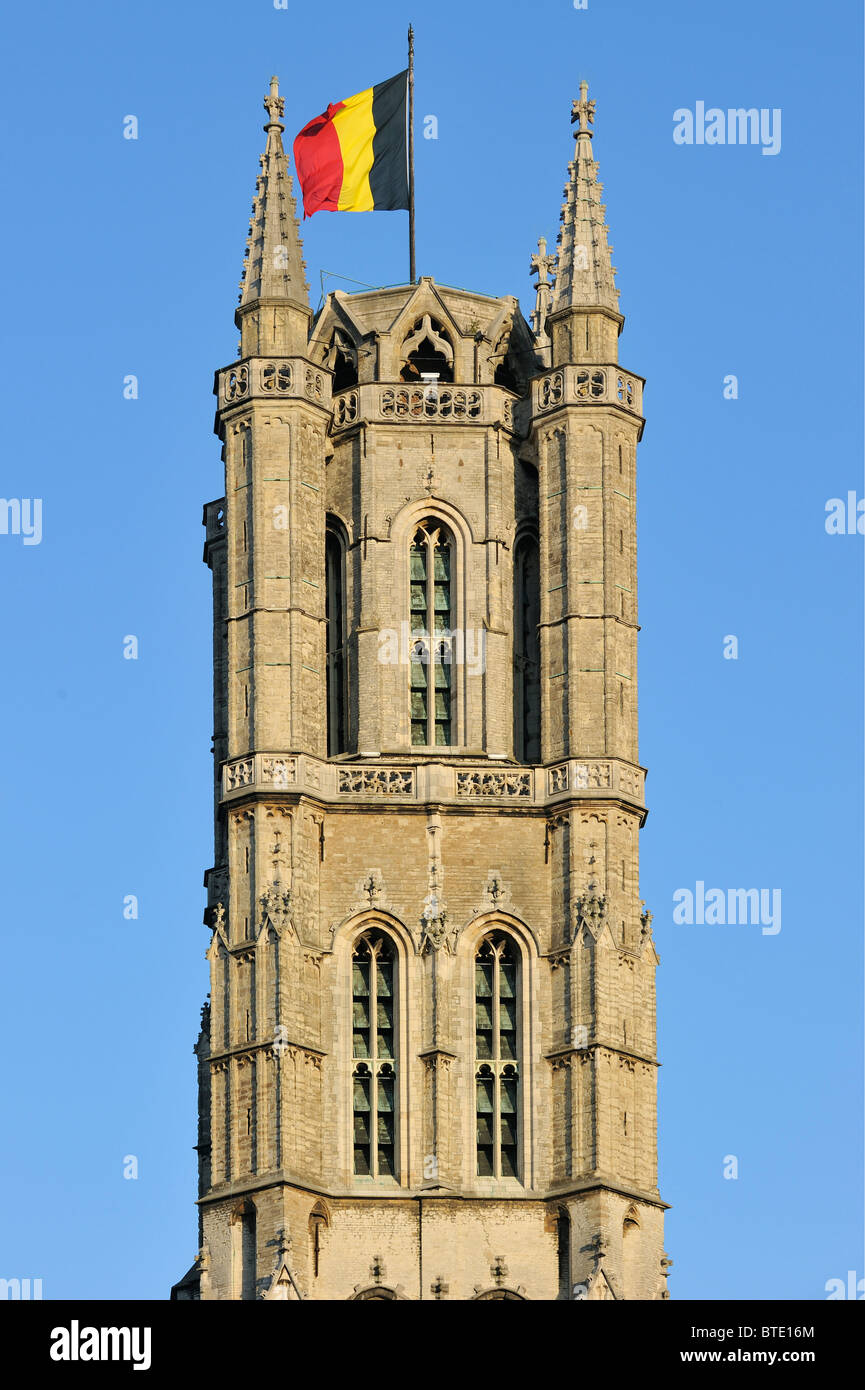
[399,314,454,383]
[326,522,348,755]
[475,933,520,1179]
[410,519,454,747]
[492,330,521,393]
[513,534,540,762]
[308,1201,329,1280]
[352,931,397,1180]
[231,1200,257,1300]
[328,330,358,392]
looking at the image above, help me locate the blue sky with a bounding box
[0,0,861,1300]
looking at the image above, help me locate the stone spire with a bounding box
[550,81,619,315]
[236,77,310,356]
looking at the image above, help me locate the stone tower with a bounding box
[171,76,669,1302]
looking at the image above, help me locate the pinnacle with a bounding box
[238,76,309,310]
[549,81,619,316]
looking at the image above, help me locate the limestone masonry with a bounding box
[171,75,669,1302]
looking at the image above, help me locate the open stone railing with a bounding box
[532,365,644,420]
[329,383,518,433]
[217,358,330,409]
[221,754,645,807]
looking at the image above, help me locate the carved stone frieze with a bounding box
[338,767,414,795]
[260,756,297,787]
[225,759,254,791]
[549,763,569,793]
[457,770,531,798]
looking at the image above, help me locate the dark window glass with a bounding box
[352,934,399,1180]
[475,935,521,1180]
[409,521,453,746]
[513,536,540,762]
[326,527,348,755]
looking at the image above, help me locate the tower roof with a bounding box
[550,81,619,316]
[238,77,309,311]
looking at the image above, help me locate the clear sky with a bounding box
[0,0,861,1301]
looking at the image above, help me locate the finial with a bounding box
[530,236,556,348]
[571,79,595,137]
[264,75,285,130]
[530,236,555,288]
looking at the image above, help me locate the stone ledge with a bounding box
[220,753,646,809]
[196,1171,668,1209]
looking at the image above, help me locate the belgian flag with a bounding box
[293,71,409,218]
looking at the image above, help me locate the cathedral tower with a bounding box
[172,76,669,1302]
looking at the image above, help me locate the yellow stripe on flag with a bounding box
[332,87,376,211]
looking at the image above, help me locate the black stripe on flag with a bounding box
[369,70,409,210]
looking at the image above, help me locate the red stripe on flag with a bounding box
[292,101,346,218]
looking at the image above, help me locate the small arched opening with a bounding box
[230,1199,257,1301]
[308,1201,330,1280]
[399,314,454,383]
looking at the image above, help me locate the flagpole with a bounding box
[408,23,416,283]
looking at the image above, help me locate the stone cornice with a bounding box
[197,1172,668,1211]
[208,1038,326,1069]
[544,305,625,331]
[544,1042,658,1069]
[418,1047,459,1069]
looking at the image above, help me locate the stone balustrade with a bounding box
[221,752,646,808]
[532,364,644,422]
[329,383,518,433]
[217,358,330,409]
